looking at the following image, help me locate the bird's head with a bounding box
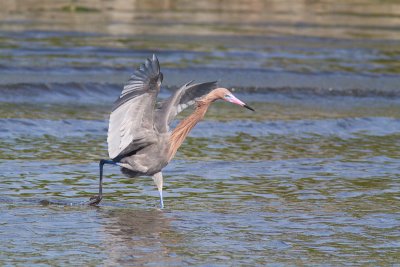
[211,88,255,111]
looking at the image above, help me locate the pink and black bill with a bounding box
[224,93,255,111]
[243,104,255,111]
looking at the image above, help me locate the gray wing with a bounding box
[155,81,217,133]
[107,55,163,160]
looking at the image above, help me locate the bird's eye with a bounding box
[224,94,231,98]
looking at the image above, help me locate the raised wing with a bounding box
[155,81,217,133]
[108,55,163,160]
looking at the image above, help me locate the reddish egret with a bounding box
[88,55,254,208]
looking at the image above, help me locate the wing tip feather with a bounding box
[119,54,162,98]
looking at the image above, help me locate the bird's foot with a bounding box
[86,195,102,206]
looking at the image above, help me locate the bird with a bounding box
[88,55,254,208]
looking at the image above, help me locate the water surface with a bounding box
[1,0,400,266]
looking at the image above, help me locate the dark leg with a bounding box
[87,159,116,206]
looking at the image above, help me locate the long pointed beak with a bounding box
[226,94,255,112]
[243,104,255,111]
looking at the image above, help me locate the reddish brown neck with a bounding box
[168,102,210,161]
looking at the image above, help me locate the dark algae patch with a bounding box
[61,5,100,13]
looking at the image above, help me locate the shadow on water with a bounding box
[98,208,187,266]
[0,195,189,265]
[0,196,133,208]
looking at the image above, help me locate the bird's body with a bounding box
[88,55,254,208]
[119,132,170,177]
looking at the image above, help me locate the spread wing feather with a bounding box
[155,81,217,133]
[107,55,162,160]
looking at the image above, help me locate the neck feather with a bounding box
[168,103,210,161]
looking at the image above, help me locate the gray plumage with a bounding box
[108,55,162,161]
[88,55,253,208]
[89,55,218,208]
[108,55,216,164]
[155,80,217,133]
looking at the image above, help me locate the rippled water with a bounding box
[2,89,399,265]
[1,0,400,266]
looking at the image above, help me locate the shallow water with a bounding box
[1,90,400,265]
[1,0,400,266]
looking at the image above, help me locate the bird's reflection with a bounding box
[97,208,186,265]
